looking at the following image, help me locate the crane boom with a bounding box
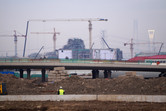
[158,43,164,55]
[29,18,108,22]
[35,46,44,59]
[102,37,114,51]
[31,32,60,34]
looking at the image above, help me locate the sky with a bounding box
[0,0,166,59]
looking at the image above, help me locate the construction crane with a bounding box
[0,30,25,57]
[102,37,114,51]
[23,18,108,57]
[35,46,44,59]
[124,38,163,58]
[158,43,164,55]
[31,28,60,51]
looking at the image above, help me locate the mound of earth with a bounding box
[0,74,166,95]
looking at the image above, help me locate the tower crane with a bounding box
[31,28,60,51]
[124,38,163,58]
[23,18,108,57]
[0,30,25,57]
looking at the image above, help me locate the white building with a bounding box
[93,49,117,60]
[58,50,72,59]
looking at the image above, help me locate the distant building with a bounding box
[93,49,123,60]
[57,49,123,60]
[72,49,91,59]
[58,50,72,59]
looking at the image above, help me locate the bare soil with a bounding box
[0,101,166,111]
[0,74,166,95]
[1,74,166,111]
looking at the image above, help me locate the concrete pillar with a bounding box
[19,69,24,78]
[92,70,96,79]
[107,70,112,78]
[104,70,108,78]
[41,69,46,82]
[96,70,99,78]
[104,70,112,79]
[27,69,31,79]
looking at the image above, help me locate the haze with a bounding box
[0,0,166,59]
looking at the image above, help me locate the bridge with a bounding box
[0,59,166,82]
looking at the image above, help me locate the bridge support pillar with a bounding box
[159,72,166,77]
[107,70,112,78]
[92,70,99,79]
[104,70,112,79]
[96,70,99,78]
[19,69,24,78]
[92,70,96,79]
[104,70,108,78]
[41,69,46,82]
[27,69,31,79]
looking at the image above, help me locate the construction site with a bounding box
[1,0,166,110]
[0,71,166,110]
[0,17,166,110]
[0,13,166,111]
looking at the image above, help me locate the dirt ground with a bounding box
[0,101,166,111]
[0,74,166,95]
[0,74,166,111]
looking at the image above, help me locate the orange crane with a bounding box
[23,18,108,57]
[31,28,60,51]
[0,30,25,57]
[124,38,163,58]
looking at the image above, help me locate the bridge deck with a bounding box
[0,61,166,72]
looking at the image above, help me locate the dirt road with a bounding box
[0,101,166,111]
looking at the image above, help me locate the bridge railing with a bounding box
[0,58,59,63]
[60,59,152,65]
[0,58,153,65]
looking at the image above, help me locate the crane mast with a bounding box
[14,30,18,57]
[31,28,60,51]
[0,30,25,57]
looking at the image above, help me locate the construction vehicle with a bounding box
[0,83,7,95]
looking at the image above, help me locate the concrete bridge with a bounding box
[0,60,166,82]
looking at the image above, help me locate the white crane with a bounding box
[31,28,60,51]
[124,38,163,58]
[23,18,108,57]
[0,30,25,57]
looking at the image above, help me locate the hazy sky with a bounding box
[0,0,166,59]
